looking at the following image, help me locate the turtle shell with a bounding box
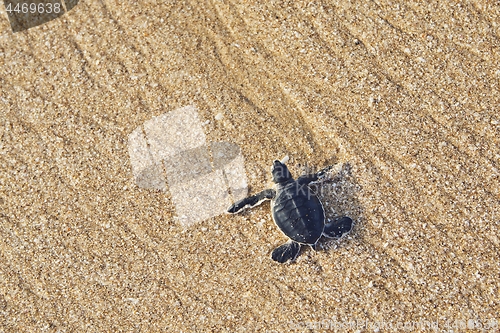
[271,181,325,245]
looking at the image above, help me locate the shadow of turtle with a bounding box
[304,162,363,252]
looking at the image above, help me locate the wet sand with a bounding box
[1,0,499,331]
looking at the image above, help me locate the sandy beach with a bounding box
[1,0,499,331]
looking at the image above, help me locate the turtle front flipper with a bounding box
[296,165,333,185]
[227,189,276,214]
[271,241,301,263]
[323,216,353,239]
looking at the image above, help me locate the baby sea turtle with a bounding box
[228,158,353,263]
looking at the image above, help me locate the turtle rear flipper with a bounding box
[227,189,276,213]
[323,216,353,239]
[271,241,301,263]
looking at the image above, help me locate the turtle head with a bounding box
[272,160,292,183]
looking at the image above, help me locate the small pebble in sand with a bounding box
[215,113,223,121]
